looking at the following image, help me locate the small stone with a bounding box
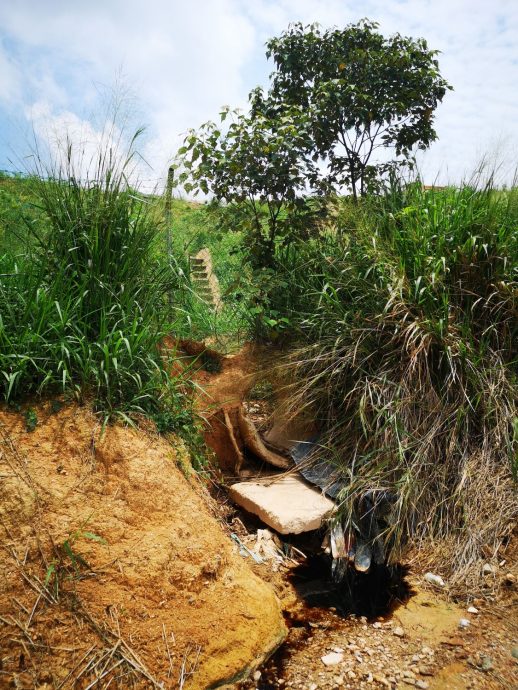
[458,618,470,629]
[418,666,434,676]
[253,670,261,682]
[424,572,445,588]
[411,655,420,663]
[421,646,434,656]
[347,670,356,680]
[467,606,478,614]
[504,573,516,586]
[365,672,373,683]
[393,626,405,637]
[416,682,429,690]
[321,652,344,666]
[511,646,518,660]
[309,684,318,690]
[482,563,496,575]
[480,656,493,671]
[332,647,344,653]
[372,621,382,629]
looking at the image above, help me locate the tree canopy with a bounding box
[252,19,452,199]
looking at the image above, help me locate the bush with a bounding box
[0,134,186,420]
[283,179,518,581]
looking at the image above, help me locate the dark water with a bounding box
[250,556,413,690]
[289,554,413,620]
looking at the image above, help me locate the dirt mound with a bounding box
[0,403,286,689]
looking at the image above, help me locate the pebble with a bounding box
[372,621,382,629]
[393,626,405,637]
[511,646,518,660]
[482,563,496,575]
[467,606,478,614]
[504,573,516,586]
[424,572,445,587]
[459,618,470,629]
[253,671,261,682]
[321,652,344,666]
[416,681,430,690]
[419,666,434,676]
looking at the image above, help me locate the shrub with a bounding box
[0,132,186,420]
[283,179,518,582]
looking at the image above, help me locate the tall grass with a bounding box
[0,133,185,419]
[282,179,518,583]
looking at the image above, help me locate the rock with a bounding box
[418,666,434,676]
[467,606,478,614]
[332,647,344,653]
[372,621,382,629]
[416,681,429,690]
[393,626,405,637]
[321,652,344,666]
[458,618,470,629]
[504,572,516,586]
[482,563,496,575]
[229,476,335,534]
[424,572,445,588]
[480,656,493,671]
[511,646,518,660]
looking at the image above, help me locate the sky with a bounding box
[0,0,517,190]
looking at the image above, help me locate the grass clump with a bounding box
[283,178,518,583]
[0,133,187,421]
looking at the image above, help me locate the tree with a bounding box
[252,19,452,200]
[176,106,322,267]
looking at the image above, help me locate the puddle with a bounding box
[243,556,413,690]
[289,554,413,620]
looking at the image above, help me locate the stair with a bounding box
[189,249,222,312]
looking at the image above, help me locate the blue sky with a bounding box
[1,0,517,189]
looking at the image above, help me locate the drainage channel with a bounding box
[250,560,412,690]
[233,516,414,690]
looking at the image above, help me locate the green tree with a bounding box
[252,19,452,200]
[177,106,322,267]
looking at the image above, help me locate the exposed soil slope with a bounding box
[0,402,286,689]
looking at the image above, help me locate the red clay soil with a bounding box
[0,402,286,689]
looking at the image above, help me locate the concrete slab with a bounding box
[229,475,335,535]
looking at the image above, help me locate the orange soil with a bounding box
[0,402,286,689]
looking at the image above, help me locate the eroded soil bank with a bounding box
[0,402,286,689]
[0,342,517,689]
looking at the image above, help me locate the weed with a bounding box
[281,177,518,581]
[24,407,37,432]
[45,526,106,600]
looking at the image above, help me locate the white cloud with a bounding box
[0,0,517,187]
